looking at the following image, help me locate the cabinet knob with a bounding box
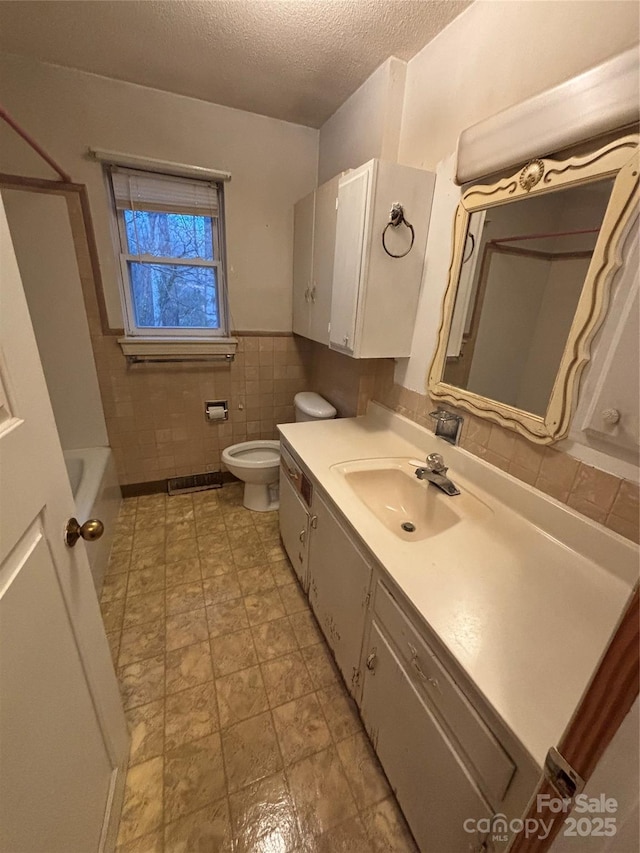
[601,408,620,425]
[366,650,377,671]
[299,529,306,543]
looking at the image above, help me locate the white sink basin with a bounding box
[331,458,471,541]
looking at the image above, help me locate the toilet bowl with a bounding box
[221,440,281,512]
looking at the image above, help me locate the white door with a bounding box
[0,200,128,852]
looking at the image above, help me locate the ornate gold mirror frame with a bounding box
[428,133,639,444]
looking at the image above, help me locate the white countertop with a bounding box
[279,404,638,769]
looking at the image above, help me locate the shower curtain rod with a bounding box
[0,104,71,183]
[491,227,600,244]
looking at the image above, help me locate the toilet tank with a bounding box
[294,392,337,423]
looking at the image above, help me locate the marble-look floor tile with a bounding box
[244,588,286,626]
[252,617,298,662]
[165,537,198,564]
[166,608,209,651]
[314,816,374,852]
[165,682,219,750]
[287,747,358,838]
[221,712,283,793]
[101,597,125,633]
[301,643,340,689]
[166,581,204,616]
[289,611,323,648]
[127,566,166,597]
[270,558,296,587]
[163,733,226,823]
[101,572,128,602]
[261,651,313,708]
[206,598,249,638]
[117,756,164,845]
[123,591,165,629]
[221,506,255,528]
[265,541,288,563]
[362,797,418,853]
[317,683,362,743]
[229,771,299,853]
[164,798,233,853]
[130,544,165,572]
[108,550,132,575]
[119,620,166,667]
[227,527,262,551]
[237,566,275,595]
[165,557,201,588]
[216,665,270,727]
[106,630,121,664]
[115,828,163,853]
[279,582,309,615]
[165,520,196,545]
[336,732,390,810]
[210,629,258,677]
[203,573,242,605]
[166,641,213,694]
[118,656,165,710]
[126,699,164,766]
[272,693,332,765]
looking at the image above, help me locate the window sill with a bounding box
[118,336,238,363]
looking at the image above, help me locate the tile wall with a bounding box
[91,335,314,486]
[308,343,388,418]
[372,362,640,545]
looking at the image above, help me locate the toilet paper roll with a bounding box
[206,405,227,421]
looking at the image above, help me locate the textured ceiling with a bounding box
[0,0,471,127]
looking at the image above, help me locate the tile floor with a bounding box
[101,482,418,853]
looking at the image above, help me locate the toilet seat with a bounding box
[222,440,280,469]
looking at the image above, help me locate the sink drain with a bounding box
[401,521,416,533]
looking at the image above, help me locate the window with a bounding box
[108,167,228,337]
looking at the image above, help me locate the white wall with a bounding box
[398,0,640,171]
[318,57,406,184]
[3,190,108,450]
[0,52,319,332]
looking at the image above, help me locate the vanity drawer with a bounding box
[373,581,516,806]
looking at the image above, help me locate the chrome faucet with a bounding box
[415,453,460,496]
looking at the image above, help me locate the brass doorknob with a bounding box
[65,517,105,548]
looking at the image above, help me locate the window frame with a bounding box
[109,169,230,339]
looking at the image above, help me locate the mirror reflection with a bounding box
[443,178,615,416]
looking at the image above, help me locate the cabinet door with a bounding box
[361,622,493,853]
[278,467,310,591]
[292,190,314,337]
[330,166,372,354]
[308,176,339,345]
[308,491,372,695]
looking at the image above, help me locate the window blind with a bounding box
[109,166,220,217]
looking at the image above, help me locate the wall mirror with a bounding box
[428,134,639,443]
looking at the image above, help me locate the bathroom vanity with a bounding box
[278,404,638,852]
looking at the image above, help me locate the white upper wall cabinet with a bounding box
[292,175,340,345]
[330,159,435,358]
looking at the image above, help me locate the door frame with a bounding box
[509,585,639,852]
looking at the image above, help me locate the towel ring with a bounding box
[382,203,415,258]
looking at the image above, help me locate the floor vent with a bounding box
[167,471,223,495]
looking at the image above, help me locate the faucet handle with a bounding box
[426,453,447,475]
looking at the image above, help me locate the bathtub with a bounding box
[64,447,122,594]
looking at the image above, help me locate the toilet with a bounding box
[221,392,337,511]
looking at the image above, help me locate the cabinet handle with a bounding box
[408,643,437,688]
[304,285,311,303]
[299,529,306,543]
[310,515,318,529]
[310,283,317,302]
[366,650,377,671]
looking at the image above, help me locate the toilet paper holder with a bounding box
[205,400,228,422]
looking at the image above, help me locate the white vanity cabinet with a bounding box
[330,159,435,358]
[307,490,373,696]
[292,176,340,345]
[278,457,311,591]
[361,581,518,852]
